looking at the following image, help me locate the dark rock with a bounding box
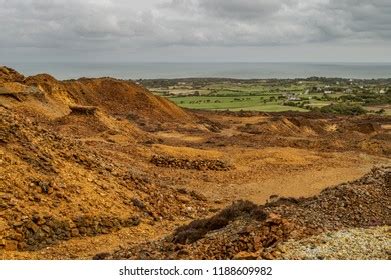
[93,252,111,260]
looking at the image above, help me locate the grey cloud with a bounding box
[0,0,391,62]
[161,0,391,44]
[0,0,155,49]
[198,0,283,20]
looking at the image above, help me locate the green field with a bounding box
[141,78,390,114]
[169,96,309,112]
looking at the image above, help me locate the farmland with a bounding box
[140,78,391,115]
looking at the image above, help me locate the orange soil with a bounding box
[1,66,390,259]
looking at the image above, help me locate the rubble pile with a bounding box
[0,108,209,251]
[151,155,231,171]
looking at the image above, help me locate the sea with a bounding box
[4,62,391,80]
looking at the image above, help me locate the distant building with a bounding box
[345,88,353,94]
[288,96,301,101]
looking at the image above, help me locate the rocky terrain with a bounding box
[151,155,232,171]
[107,166,390,260]
[0,66,390,259]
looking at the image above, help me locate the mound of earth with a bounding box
[62,78,192,122]
[0,67,25,83]
[107,166,390,260]
[0,67,194,125]
[23,73,193,123]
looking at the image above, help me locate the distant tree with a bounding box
[376,109,386,115]
[319,103,367,115]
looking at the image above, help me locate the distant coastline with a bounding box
[5,62,391,80]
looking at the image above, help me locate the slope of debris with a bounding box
[0,107,208,252]
[108,166,390,260]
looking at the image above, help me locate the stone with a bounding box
[262,252,275,260]
[93,252,111,260]
[233,251,259,260]
[78,227,87,235]
[71,228,79,237]
[0,200,8,209]
[25,221,40,233]
[32,214,46,225]
[8,233,23,241]
[42,225,51,234]
[12,221,24,228]
[177,195,191,204]
[4,240,18,251]
[176,249,190,257]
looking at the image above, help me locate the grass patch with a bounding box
[169,96,309,112]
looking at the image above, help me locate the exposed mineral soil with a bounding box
[0,66,390,259]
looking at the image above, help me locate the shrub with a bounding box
[172,200,267,244]
[319,103,367,115]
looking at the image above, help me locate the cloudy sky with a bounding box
[1,0,391,62]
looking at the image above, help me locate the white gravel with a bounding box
[279,226,391,260]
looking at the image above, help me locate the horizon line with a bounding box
[3,61,391,64]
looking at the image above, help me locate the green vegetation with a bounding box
[138,77,391,114]
[317,103,367,115]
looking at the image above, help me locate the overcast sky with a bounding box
[1,0,391,62]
